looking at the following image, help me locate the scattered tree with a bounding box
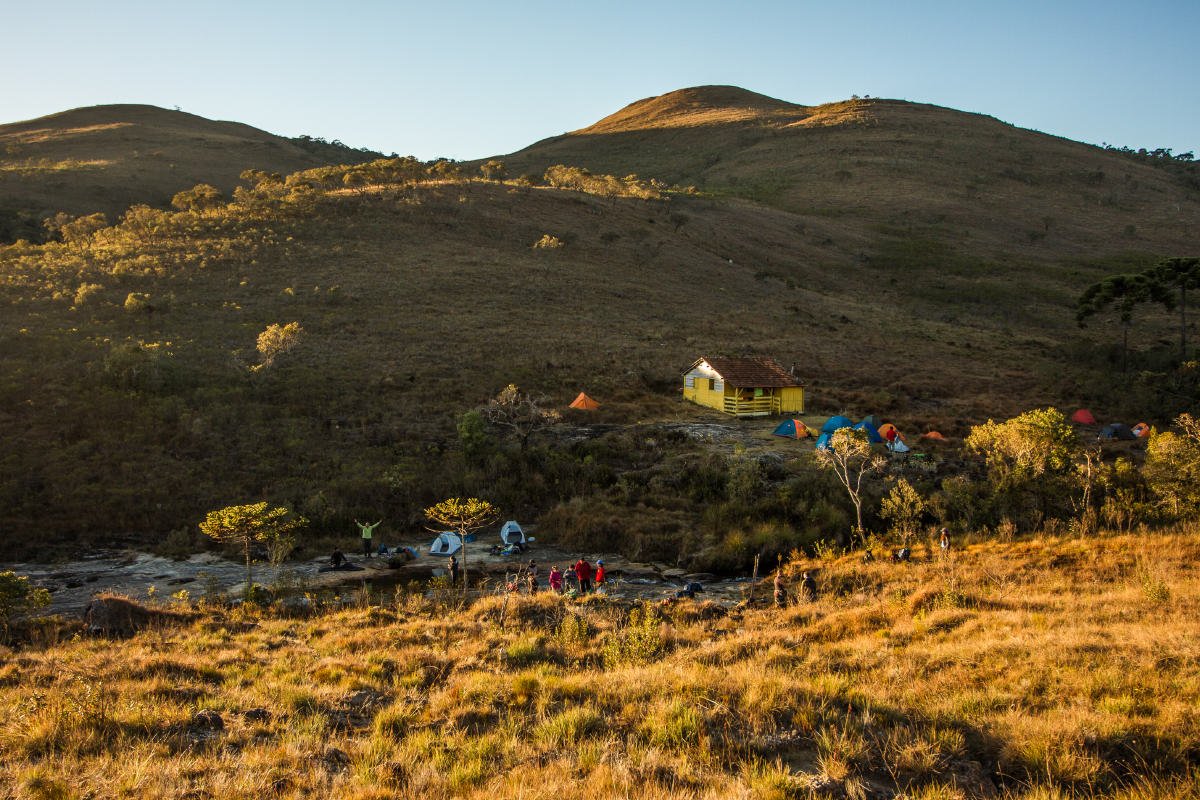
[815,427,886,541]
[425,497,497,598]
[879,477,926,546]
[171,184,224,212]
[482,384,562,450]
[480,160,508,181]
[199,502,307,597]
[254,322,304,371]
[1143,413,1200,519]
[0,571,51,640]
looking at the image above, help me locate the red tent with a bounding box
[1071,409,1097,425]
[569,392,599,410]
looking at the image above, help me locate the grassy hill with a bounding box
[0,104,381,240]
[501,86,1200,261]
[2,529,1197,798]
[0,90,1197,555]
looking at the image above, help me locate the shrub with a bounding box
[532,234,563,250]
[0,571,51,638]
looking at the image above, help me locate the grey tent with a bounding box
[1099,423,1136,441]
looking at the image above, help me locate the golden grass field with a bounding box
[2,528,1196,799]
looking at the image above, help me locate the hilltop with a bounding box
[0,104,380,239]
[501,86,1200,261]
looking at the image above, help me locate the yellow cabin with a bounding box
[682,356,805,417]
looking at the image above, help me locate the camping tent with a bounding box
[815,432,832,450]
[1099,423,1136,441]
[569,392,599,410]
[860,414,882,429]
[429,532,463,556]
[920,431,946,440]
[500,521,528,546]
[853,420,885,443]
[1071,409,1097,425]
[820,415,854,433]
[889,438,911,454]
[773,419,810,438]
[1132,422,1151,438]
[878,422,903,440]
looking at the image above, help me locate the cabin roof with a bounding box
[687,356,804,388]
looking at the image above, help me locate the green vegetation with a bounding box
[198,502,307,594]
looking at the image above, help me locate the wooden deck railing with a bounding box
[722,396,777,416]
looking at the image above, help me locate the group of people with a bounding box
[774,568,817,607]
[544,558,606,594]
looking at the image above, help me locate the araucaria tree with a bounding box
[425,498,497,598]
[199,502,307,595]
[815,428,887,541]
[1076,273,1173,372]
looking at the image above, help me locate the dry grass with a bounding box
[1,529,1197,798]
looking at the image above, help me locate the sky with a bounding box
[3,0,1197,161]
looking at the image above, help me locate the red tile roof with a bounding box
[689,356,803,388]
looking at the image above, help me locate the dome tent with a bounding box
[773,419,810,438]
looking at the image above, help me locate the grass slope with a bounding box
[2,529,1197,798]
[0,168,1192,551]
[0,104,379,230]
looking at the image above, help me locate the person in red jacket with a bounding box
[594,559,606,589]
[573,558,593,593]
[548,566,563,593]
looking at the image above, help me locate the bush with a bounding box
[0,571,51,638]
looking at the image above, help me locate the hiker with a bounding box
[448,555,460,586]
[675,581,704,600]
[773,569,786,607]
[355,518,381,558]
[939,527,951,553]
[892,547,911,562]
[594,559,606,589]
[548,565,564,593]
[574,558,593,593]
[329,549,345,568]
[800,571,817,602]
[885,426,898,450]
[377,542,389,557]
[527,559,538,593]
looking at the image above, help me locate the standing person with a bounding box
[800,571,817,602]
[773,568,786,608]
[574,558,593,593]
[526,559,539,593]
[594,559,606,590]
[885,426,898,451]
[939,527,951,554]
[355,518,381,558]
[447,555,460,586]
[548,565,563,593]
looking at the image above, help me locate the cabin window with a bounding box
[685,375,695,388]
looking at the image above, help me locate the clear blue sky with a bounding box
[4,0,1197,161]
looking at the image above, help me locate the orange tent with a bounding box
[878,423,903,440]
[1071,409,1097,425]
[920,431,946,440]
[1131,422,1150,437]
[569,392,599,410]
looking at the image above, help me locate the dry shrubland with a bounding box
[2,528,1197,799]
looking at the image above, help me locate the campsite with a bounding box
[2,9,1200,796]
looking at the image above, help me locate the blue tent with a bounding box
[820,415,854,434]
[853,420,885,443]
[814,432,833,450]
[773,419,809,438]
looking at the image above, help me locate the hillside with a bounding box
[0,90,1198,554]
[501,86,1200,261]
[2,530,1197,798]
[0,104,380,239]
